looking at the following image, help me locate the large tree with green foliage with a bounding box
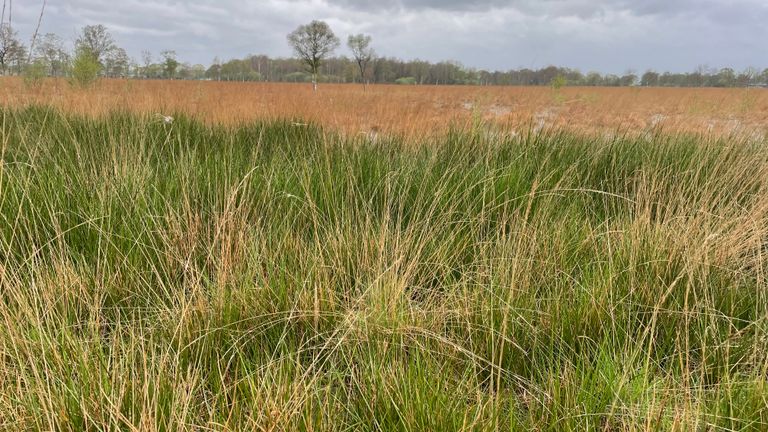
[287,20,339,91]
[161,50,179,79]
[76,24,116,66]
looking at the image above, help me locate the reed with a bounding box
[2,78,768,138]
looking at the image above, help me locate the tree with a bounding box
[716,68,736,87]
[584,71,602,86]
[105,47,130,78]
[33,33,69,76]
[129,60,140,78]
[219,59,260,81]
[71,47,102,87]
[739,67,759,87]
[76,24,116,65]
[160,50,179,79]
[189,64,206,80]
[641,70,659,87]
[347,33,374,89]
[410,60,430,84]
[761,69,768,87]
[206,63,221,81]
[0,24,26,75]
[211,56,222,80]
[287,20,340,91]
[141,50,152,78]
[550,75,567,90]
[620,73,638,87]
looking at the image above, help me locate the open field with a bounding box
[3,78,768,138]
[1,105,767,430]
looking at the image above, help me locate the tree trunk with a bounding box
[312,72,317,91]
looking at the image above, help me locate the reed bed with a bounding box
[3,78,768,138]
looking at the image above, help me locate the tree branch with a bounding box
[28,0,46,63]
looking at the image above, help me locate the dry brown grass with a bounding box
[4,77,768,138]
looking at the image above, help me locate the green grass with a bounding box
[1,106,767,431]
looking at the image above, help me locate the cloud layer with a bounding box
[11,0,768,73]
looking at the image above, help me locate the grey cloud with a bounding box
[9,0,768,74]
[327,0,767,22]
[322,0,513,12]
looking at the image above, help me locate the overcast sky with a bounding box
[9,0,768,74]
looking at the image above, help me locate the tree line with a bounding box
[2,20,767,88]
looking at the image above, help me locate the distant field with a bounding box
[3,78,768,137]
[1,106,767,430]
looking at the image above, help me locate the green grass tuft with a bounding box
[1,106,767,431]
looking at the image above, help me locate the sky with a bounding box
[9,0,768,74]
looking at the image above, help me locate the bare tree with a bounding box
[287,20,339,91]
[76,24,116,65]
[347,33,374,89]
[211,56,222,81]
[141,50,152,78]
[105,47,129,78]
[33,32,68,76]
[0,23,25,75]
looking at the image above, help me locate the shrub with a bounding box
[285,71,311,82]
[70,48,102,87]
[551,75,568,90]
[395,76,417,85]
